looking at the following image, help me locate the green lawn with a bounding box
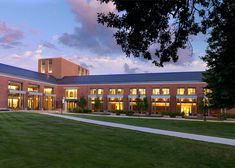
[66,113,235,139]
[0,112,235,168]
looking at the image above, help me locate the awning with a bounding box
[128,95,146,99]
[9,90,26,94]
[107,94,123,98]
[28,92,43,96]
[88,94,103,98]
[151,95,170,99]
[176,95,197,99]
[44,94,56,97]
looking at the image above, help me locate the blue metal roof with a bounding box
[0,63,204,85]
[0,63,58,84]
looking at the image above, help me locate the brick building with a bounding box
[0,57,234,115]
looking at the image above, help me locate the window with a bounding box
[48,59,52,73]
[204,88,212,95]
[139,88,146,95]
[44,87,54,94]
[90,89,97,94]
[41,60,45,73]
[130,88,137,95]
[109,89,116,95]
[28,84,39,92]
[162,88,170,95]
[8,81,22,90]
[188,88,196,95]
[117,89,124,94]
[152,88,160,95]
[177,88,185,95]
[65,88,77,99]
[97,89,104,95]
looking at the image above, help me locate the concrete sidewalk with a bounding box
[43,113,235,146]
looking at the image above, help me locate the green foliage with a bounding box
[94,97,102,111]
[217,113,235,120]
[98,0,215,66]
[125,110,134,116]
[202,0,235,109]
[71,108,92,113]
[112,110,134,116]
[79,96,87,109]
[162,111,182,118]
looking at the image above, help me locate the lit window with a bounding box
[44,87,53,94]
[65,88,77,99]
[8,81,22,90]
[139,88,146,95]
[152,88,160,95]
[162,88,170,95]
[188,88,196,95]
[130,89,137,95]
[109,89,116,94]
[48,59,52,73]
[90,89,97,95]
[41,60,45,73]
[28,84,39,92]
[97,89,104,95]
[117,89,124,94]
[177,88,185,95]
[204,88,212,95]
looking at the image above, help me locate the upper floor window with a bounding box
[8,81,22,90]
[109,89,116,95]
[44,87,54,94]
[188,88,196,95]
[65,88,77,99]
[90,89,97,95]
[139,88,146,95]
[162,88,170,95]
[41,60,45,73]
[152,88,160,95]
[130,88,137,95]
[48,59,52,73]
[97,89,104,95]
[28,84,39,92]
[177,88,185,95]
[117,89,124,94]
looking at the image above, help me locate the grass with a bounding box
[0,112,234,168]
[66,113,235,139]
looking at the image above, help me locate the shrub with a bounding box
[125,110,134,116]
[113,110,123,115]
[217,113,235,120]
[162,111,181,118]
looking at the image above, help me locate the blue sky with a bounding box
[0,0,207,74]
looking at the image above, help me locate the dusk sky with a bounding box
[0,0,208,75]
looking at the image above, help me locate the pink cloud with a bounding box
[0,21,24,48]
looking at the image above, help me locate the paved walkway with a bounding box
[43,113,235,146]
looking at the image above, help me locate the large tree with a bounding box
[202,0,235,111]
[98,0,235,109]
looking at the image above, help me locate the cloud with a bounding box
[59,0,120,55]
[123,63,139,74]
[35,45,43,59]
[42,41,57,49]
[0,21,24,48]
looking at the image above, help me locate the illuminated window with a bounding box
[188,88,196,95]
[152,88,160,95]
[130,88,137,95]
[28,84,39,92]
[177,88,185,95]
[109,89,116,94]
[162,88,170,95]
[65,88,77,99]
[97,89,104,95]
[44,87,53,94]
[117,89,124,94]
[48,59,52,73]
[8,81,22,90]
[204,88,212,95]
[41,60,45,73]
[139,88,146,95]
[90,89,96,95]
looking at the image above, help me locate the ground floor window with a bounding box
[177,98,197,116]
[8,93,24,110]
[88,97,104,112]
[151,98,170,113]
[129,98,143,112]
[27,95,40,110]
[65,100,79,111]
[43,96,56,110]
[108,97,123,111]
